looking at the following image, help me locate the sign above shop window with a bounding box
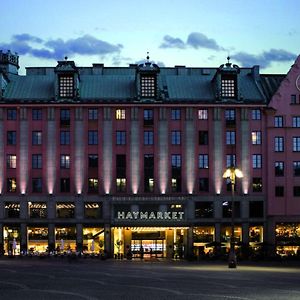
[117,211,184,221]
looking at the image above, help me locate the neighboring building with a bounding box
[0,49,299,258]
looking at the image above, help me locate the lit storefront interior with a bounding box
[193,226,215,256]
[55,227,76,252]
[3,226,20,255]
[83,227,104,253]
[221,225,242,245]
[112,227,187,259]
[276,223,300,257]
[27,227,48,253]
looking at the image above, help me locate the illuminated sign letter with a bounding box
[164,212,171,220]
[117,211,125,219]
[126,212,133,220]
[149,212,156,220]
[140,212,148,219]
[178,212,184,220]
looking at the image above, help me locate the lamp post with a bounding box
[223,166,243,268]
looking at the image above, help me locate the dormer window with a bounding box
[141,75,156,98]
[221,75,236,98]
[59,75,74,98]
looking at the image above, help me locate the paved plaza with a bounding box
[0,258,299,299]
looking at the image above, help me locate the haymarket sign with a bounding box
[117,211,184,221]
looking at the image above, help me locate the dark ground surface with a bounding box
[0,257,299,299]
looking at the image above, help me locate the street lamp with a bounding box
[223,166,243,268]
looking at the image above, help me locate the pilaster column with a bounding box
[103,108,112,194]
[130,107,139,193]
[19,108,28,194]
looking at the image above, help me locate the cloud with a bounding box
[232,49,297,68]
[160,35,186,49]
[0,34,122,60]
[160,32,224,51]
[187,32,223,51]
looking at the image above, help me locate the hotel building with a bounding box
[0,50,299,258]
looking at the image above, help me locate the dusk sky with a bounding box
[1,0,299,74]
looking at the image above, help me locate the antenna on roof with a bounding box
[226,53,231,67]
[64,56,68,61]
[146,52,150,62]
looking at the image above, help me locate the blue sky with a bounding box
[1,0,299,74]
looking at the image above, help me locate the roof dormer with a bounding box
[55,57,80,101]
[213,56,240,101]
[136,54,160,101]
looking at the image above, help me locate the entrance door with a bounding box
[131,239,165,258]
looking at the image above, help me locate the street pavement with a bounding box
[0,257,299,299]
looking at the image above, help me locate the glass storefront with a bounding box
[276,223,300,257]
[193,226,215,256]
[83,227,104,253]
[55,227,76,252]
[27,227,48,253]
[3,226,20,255]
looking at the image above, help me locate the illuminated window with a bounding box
[7,154,16,169]
[32,131,42,145]
[221,76,236,98]
[199,154,209,169]
[141,75,156,97]
[198,109,208,120]
[252,131,261,145]
[60,155,70,169]
[7,178,17,193]
[116,109,126,120]
[59,75,74,98]
[88,178,99,193]
[116,178,126,192]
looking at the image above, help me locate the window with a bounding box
[199,154,209,169]
[60,109,70,126]
[294,186,300,197]
[253,178,262,192]
[274,116,283,127]
[199,131,208,145]
[60,155,70,169]
[293,161,300,176]
[199,178,209,192]
[59,76,74,98]
[116,131,126,145]
[116,154,126,178]
[32,109,42,120]
[88,155,98,168]
[291,94,297,104]
[226,154,236,167]
[29,202,47,218]
[198,109,208,120]
[7,155,16,169]
[7,109,17,120]
[88,178,99,193]
[144,131,154,145]
[171,131,181,145]
[226,131,235,145]
[275,137,284,152]
[171,154,181,192]
[275,162,284,176]
[88,108,98,120]
[32,154,42,169]
[171,109,181,120]
[144,154,154,192]
[32,178,42,193]
[252,131,261,145]
[116,178,126,192]
[7,131,16,145]
[195,202,213,218]
[252,154,262,169]
[56,202,75,218]
[172,155,181,169]
[141,75,156,97]
[225,109,236,126]
[293,137,300,152]
[292,116,300,127]
[60,131,70,145]
[5,202,20,218]
[275,186,284,197]
[249,201,264,218]
[84,203,102,219]
[116,109,126,120]
[60,178,70,193]
[144,109,153,126]
[222,201,240,218]
[32,131,42,145]
[7,178,17,193]
[88,130,98,145]
[252,109,261,120]
[221,76,236,98]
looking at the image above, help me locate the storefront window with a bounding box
[193,226,215,243]
[221,226,242,243]
[83,227,104,253]
[249,226,263,243]
[55,227,76,252]
[3,226,20,255]
[27,227,48,253]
